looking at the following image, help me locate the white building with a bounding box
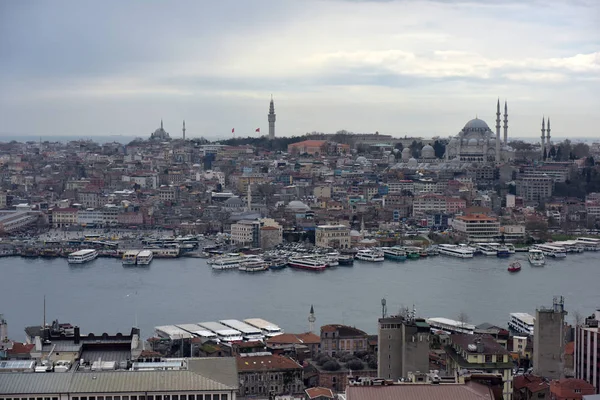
[77,209,104,226]
[231,220,262,247]
[315,225,351,249]
[451,214,500,242]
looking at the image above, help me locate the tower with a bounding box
[308,305,316,333]
[161,119,164,130]
[541,117,546,157]
[534,296,568,379]
[495,98,501,162]
[0,314,8,343]
[268,95,276,140]
[182,120,186,140]
[247,184,252,211]
[503,100,508,146]
[546,117,551,151]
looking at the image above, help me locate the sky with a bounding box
[0,0,599,141]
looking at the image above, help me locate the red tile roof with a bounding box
[6,342,34,355]
[236,354,302,372]
[320,324,368,337]
[267,332,320,345]
[305,387,334,399]
[346,383,494,400]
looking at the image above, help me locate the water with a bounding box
[1,254,598,340]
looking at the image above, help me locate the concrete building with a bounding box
[516,175,553,203]
[231,220,261,247]
[77,190,102,208]
[260,225,283,249]
[159,185,179,202]
[377,316,430,381]
[451,214,500,242]
[0,191,7,209]
[575,310,600,394]
[236,353,303,397]
[51,208,78,227]
[315,225,351,249]
[445,334,514,400]
[320,324,368,356]
[534,296,568,379]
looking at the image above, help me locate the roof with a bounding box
[236,354,302,372]
[306,387,335,399]
[346,383,494,400]
[6,342,35,355]
[267,332,320,345]
[288,140,327,147]
[450,334,509,355]
[455,213,497,222]
[320,324,368,338]
[513,375,549,393]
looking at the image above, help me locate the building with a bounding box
[445,334,514,400]
[0,211,39,234]
[550,378,596,400]
[444,100,514,164]
[0,192,7,209]
[502,225,526,242]
[377,316,430,380]
[260,226,283,249]
[266,332,321,359]
[451,214,500,242]
[305,387,334,400]
[315,225,351,249]
[159,185,179,202]
[288,140,328,156]
[150,119,171,140]
[345,379,499,400]
[51,207,78,227]
[236,353,303,397]
[516,175,554,203]
[320,324,368,356]
[513,374,550,400]
[231,220,261,247]
[575,310,600,393]
[268,96,276,139]
[534,297,568,380]
[0,357,237,398]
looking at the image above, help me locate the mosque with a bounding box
[149,120,171,141]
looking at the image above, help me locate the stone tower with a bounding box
[308,305,316,333]
[268,96,276,140]
[546,117,551,152]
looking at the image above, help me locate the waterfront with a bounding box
[1,253,598,340]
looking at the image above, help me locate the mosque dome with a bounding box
[224,196,244,207]
[401,147,411,161]
[408,157,418,166]
[463,118,490,131]
[356,156,368,165]
[422,144,435,158]
[150,120,171,140]
[350,230,362,237]
[468,138,478,146]
[287,200,310,212]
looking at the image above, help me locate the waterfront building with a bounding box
[236,353,303,397]
[0,211,39,233]
[451,213,500,242]
[231,220,261,247]
[534,296,568,380]
[315,225,351,249]
[320,324,368,356]
[445,334,514,400]
[377,316,430,381]
[575,310,600,394]
[51,207,78,227]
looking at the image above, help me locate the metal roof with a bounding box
[346,384,493,400]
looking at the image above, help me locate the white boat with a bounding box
[575,237,600,251]
[211,254,259,270]
[508,312,535,335]
[288,256,328,271]
[238,258,269,272]
[356,249,384,262]
[476,243,497,256]
[197,321,244,343]
[527,249,545,266]
[324,252,339,267]
[244,318,283,338]
[122,250,140,265]
[68,249,98,264]
[136,250,153,265]
[219,319,264,341]
[532,244,567,258]
[437,244,475,258]
[505,244,516,254]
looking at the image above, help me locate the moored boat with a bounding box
[382,247,407,261]
[356,249,384,262]
[338,255,354,266]
[68,249,98,264]
[288,256,327,271]
[239,259,269,272]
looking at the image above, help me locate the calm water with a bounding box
[1,253,598,340]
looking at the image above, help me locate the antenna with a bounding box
[381,298,387,319]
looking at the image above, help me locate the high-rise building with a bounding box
[377,315,430,381]
[574,310,600,394]
[534,296,568,379]
[268,96,276,139]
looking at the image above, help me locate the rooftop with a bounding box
[236,354,302,372]
[345,382,494,400]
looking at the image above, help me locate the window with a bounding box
[196,396,203,400]
[496,355,504,362]
[213,395,220,400]
[188,396,195,400]
[485,354,493,363]
[220,396,228,400]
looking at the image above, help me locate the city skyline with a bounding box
[1,0,599,139]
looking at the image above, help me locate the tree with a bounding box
[550,146,558,160]
[457,311,470,329]
[322,360,341,371]
[346,359,365,371]
[433,140,446,159]
[543,147,547,161]
[572,143,589,159]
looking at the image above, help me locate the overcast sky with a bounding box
[1,0,599,140]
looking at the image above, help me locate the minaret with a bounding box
[308,305,316,333]
[503,101,508,146]
[161,119,164,130]
[182,120,186,140]
[541,117,546,157]
[247,184,252,211]
[268,95,276,140]
[495,98,501,162]
[546,117,551,150]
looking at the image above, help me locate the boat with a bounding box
[476,244,497,256]
[68,249,98,264]
[495,245,511,258]
[419,248,429,257]
[338,255,355,266]
[288,256,327,271]
[505,244,516,254]
[527,249,545,266]
[575,237,600,251]
[211,254,248,270]
[136,250,153,265]
[403,247,421,259]
[382,247,407,261]
[122,250,140,265]
[426,246,439,256]
[324,252,339,267]
[437,244,475,258]
[532,244,567,258]
[508,261,522,272]
[355,249,384,262]
[239,258,269,272]
[268,258,287,270]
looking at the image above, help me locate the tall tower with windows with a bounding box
[268,96,276,139]
[308,305,316,333]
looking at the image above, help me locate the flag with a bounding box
[255,128,260,133]
[231,128,235,133]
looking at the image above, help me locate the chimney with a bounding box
[74,326,80,344]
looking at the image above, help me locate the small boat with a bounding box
[527,249,545,266]
[338,255,354,266]
[508,261,522,272]
[268,258,287,270]
[239,259,269,272]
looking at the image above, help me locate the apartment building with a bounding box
[231,220,261,247]
[575,310,600,394]
[516,175,553,203]
[51,208,78,227]
[413,194,447,215]
[451,213,500,242]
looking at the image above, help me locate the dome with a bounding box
[449,138,458,146]
[463,118,490,131]
[350,230,362,237]
[356,156,368,164]
[402,148,411,154]
[468,138,478,146]
[408,157,418,166]
[287,200,310,212]
[422,144,435,158]
[224,196,243,207]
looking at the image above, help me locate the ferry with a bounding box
[68,249,98,264]
[551,240,585,253]
[488,243,511,258]
[219,319,264,341]
[197,321,244,343]
[403,247,421,259]
[122,250,140,265]
[244,318,283,338]
[476,243,497,256]
[145,247,179,258]
[527,249,545,266]
[136,250,153,265]
[532,244,567,258]
[381,247,407,261]
[288,256,328,271]
[426,317,476,335]
[238,258,269,272]
[324,252,340,267]
[211,254,259,270]
[505,244,516,254]
[338,255,354,266]
[437,244,475,258]
[268,258,288,270]
[356,249,385,262]
[508,312,535,335]
[575,237,600,251]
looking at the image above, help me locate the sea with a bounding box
[1,253,598,341]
